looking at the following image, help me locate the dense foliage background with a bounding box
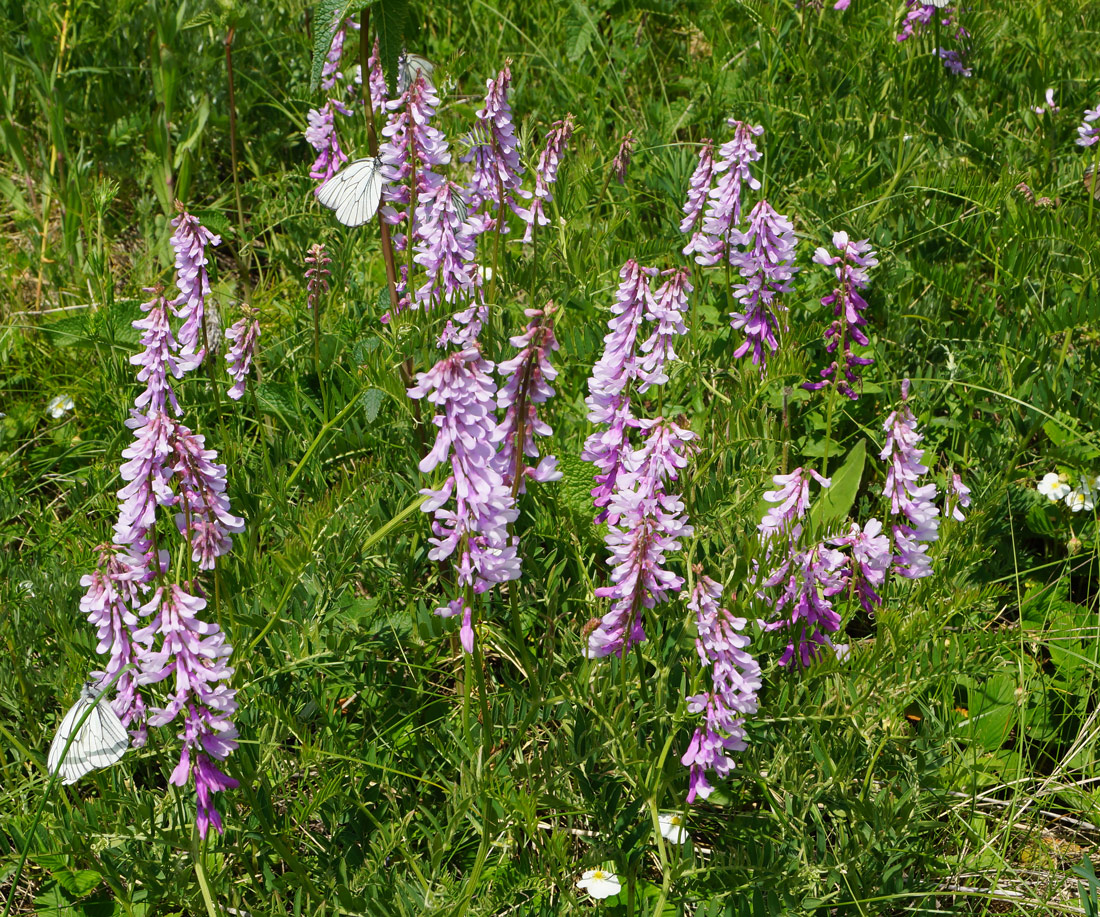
[3,0,1100,914]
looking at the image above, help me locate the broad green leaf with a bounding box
[808,439,867,533]
[359,388,384,422]
[376,0,409,96]
[311,0,357,93]
[52,868,103,897]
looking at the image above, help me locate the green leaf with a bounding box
[808,439,866,533]
[958,674,1017,751]
[311,0,357,93]
[566,1,598,62]
[376,0,409,97]
[53,868,103,897]
[359,388,384,422]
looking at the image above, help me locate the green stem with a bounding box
[225,26,252,305]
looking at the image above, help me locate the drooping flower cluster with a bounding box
[680,141,715,257]
[462,62,529,223]
[380,70,451,252]
[692,120,763,267]
[896,1,972,77]
[169,207,221,368]
[77,209,243,836]
[804,230,878,400]
[1077,105,1100,147]
[493,303,562,494]
[305,102,349,186]
[414,180,478,309]
[521,114,576,243]
[304,243,331,310]
[407,347,521,649]
[681,574,761,803]
[581,260,695,658]
[611,130,636,185]
[881,381,940,578]
[945,473,971,522]
[224,313,260,401]
[728,201,797,370]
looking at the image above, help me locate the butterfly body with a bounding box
[47,682,130,785]
[316,156,385,227]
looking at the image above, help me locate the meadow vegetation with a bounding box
[2,0,1100,914]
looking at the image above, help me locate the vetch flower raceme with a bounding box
[680,140,715,257]
[1077,105,1100,147]
[493,303,562,494]
[681,574,760,802]
[729,200,797,371]
[462,62,529,221]
[945,472,971,522]
[169,206,221,369]
[379,71,451,252]
[224,314,260,401]
[758,466,830,545]
[520,114,575,243]
[611,130,636,185]
[804,230,878,400]
[133,583,238,839]
[304,243,331,311]
[881,381,940,578]
[408,346,521,650]
[1033,88,1059,116]
[693,120,763,267]
[305,102,349,187]
[829,519,891,614]
[637,268,691,392]
[413,180,478,309]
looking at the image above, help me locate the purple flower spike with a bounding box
[729,200,797,371]
[946,472,971,522]
[829,519,891,613]
[463,62,529,221]
[306,102,350,186]
[494,303,562,494]
[758,467,831,544]
[135,582,238,838]
[681,140,716,257]
[681,574,760,803]
[169,207,221,370]
[881,382,940,578]
[1077,105,1100,147]
[408,347,521,615]
[172,427,246,570]
[304,243,331,311]
[520,114,576,243]
[694,120,763,267]
[637,268,691,392]
[762,543,848,667]
[380,71,451,251]
[611,130,636,185]
[224,315,260,401]
[414,181,478,309]
[582,260,655,520]
[80,546,148,737]
[803,230,878,400]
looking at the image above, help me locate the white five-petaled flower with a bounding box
[1037,472,1070,502]
[1066,481,1096,513]
[47,394,74,418]
[658,812,689,845]
[577,868,622,900]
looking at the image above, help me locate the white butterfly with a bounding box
[398,52,434,95]
[316,156,385,227]
[927,0,951,7]
[47,682,130,785]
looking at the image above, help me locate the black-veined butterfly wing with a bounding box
[316,157,385,227]
[47,683,130,785]
[398,52,435,95]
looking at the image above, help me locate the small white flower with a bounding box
[832,643,851,662]
[20,581,35,598]
[577,868,621,900]
[1066,482,1096,513]
[477,264,494,283]
[1038,472,1070,502]
[46,394,74,419]
[658,812,690,845]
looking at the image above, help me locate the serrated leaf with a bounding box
[256,383,302,423]
[566,1,597,62]
[359,388,384,422]
[311,0,356,93]
[808,439,866,534]
[191,209,232,238]
[53,868,103,897]
[376,0,409,96]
